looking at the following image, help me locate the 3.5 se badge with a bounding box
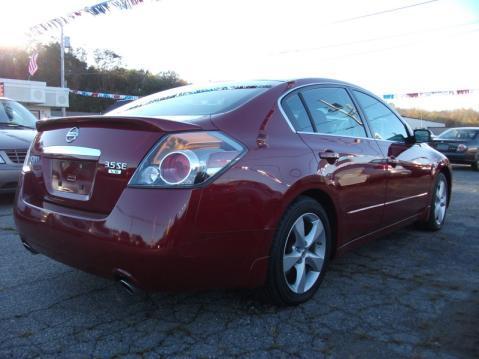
[104,161,127,174]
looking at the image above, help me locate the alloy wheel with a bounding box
[282,213,326,294]
[434,179,447,226]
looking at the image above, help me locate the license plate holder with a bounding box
[51,159,96,196]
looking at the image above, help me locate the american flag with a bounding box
[28,53,39,77]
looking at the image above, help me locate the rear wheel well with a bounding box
[298,189,338,258]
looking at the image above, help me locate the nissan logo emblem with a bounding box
[66,127,79,143]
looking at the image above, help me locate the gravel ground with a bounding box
[0,166,478,358]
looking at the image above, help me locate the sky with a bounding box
[2,0,479,110]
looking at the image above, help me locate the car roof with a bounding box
[443,127,479,130]
[281,77,356,85]
[198,78,366,87]
[260,77,375,95]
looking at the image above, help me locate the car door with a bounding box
[282,85,388,244]
[352,90,434,225]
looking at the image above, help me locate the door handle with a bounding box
[319,150,340,164]
[387,156,399,167]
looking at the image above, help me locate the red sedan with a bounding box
[14,79,451,305]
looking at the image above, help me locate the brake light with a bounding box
[129,131,245,187]
[159,151,198,185]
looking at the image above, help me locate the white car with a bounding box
[0,98,36,193]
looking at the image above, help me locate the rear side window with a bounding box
[282,94,314,132]
[300,87,366,137]
[353,91,409,142]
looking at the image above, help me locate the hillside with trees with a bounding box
[397,108,479,127]
[0,44,186,113]
[2,45,479,124]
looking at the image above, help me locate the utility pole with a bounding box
[60,23,66,117]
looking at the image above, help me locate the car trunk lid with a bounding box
[29,116,208,214]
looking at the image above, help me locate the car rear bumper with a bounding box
[14,182,270,291]
[0,165,21,193]
[438,151,477,165]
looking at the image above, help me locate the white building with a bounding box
[0,78,68,119]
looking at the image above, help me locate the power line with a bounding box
[276,20,479,55]
[333,0,440,24]
[306,26,479,64]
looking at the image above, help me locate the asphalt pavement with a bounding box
[0,166,478,358]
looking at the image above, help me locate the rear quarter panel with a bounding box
[196,84,339,257]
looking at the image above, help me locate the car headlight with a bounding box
[0,154,5,164]
[457,144,468,152]
[129,131,246,188]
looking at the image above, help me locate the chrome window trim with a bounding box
[298,131,405,143]
[297,131,372,141]
[42,146,101,160]
[277,93,300,133]
[350,88,413,139]
[277,82,371,138]
[347,192,428,215]
[278,82,412,143]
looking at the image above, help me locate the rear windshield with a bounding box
[438,128,478,140]
[0,100,36,129]
[107,82,278,117]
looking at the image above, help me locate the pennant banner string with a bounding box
[71,86,479,102]
[383,88,479,100]
[29,0,160,36]
[70,89,139,101]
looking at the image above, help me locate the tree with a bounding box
[0,47,30,80]
[0,44,187,113]
[93,49,122,71]
[397,108,479,127]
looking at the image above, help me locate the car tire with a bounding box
[418,173,449,231]
[472,157,479,171]
[265,196,332,305]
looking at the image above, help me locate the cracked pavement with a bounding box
[1,166,478,358]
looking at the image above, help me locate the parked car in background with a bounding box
[431,127,479,170]
[103,99,133,113]
[0,98,36,193]
[14,79,451,305]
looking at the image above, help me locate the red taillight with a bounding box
[129,132,245,188]
[160,152,192,185]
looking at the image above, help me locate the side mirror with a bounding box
[414,129,432,143]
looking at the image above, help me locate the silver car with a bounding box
[0,98,36,193]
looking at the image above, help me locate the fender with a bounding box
[263,174,341,253]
